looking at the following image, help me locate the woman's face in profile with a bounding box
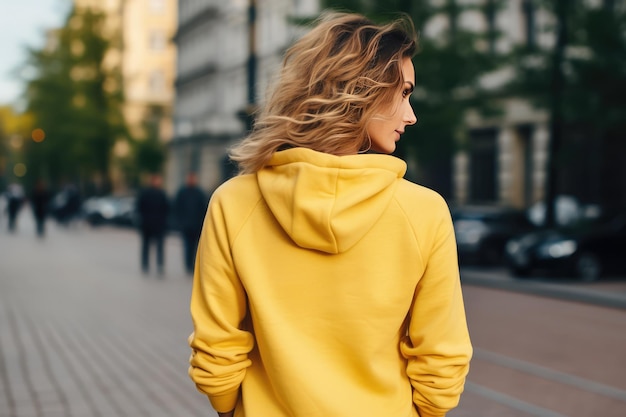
[367,57,417,154]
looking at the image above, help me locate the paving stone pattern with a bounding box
[0,213,216,417]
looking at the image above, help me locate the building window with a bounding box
[149,30,167,51]
[469,128,498,203]
[150,0,166,13]
[517,125,534,206]
[149,70,166,94]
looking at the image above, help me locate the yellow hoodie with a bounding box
[188,148,472,417]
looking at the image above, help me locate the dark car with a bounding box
[504,211,626,281]
[451,205,537,265]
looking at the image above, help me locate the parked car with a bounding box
[82,195,138,227]
[505,211,626,281]
[451,205,537,265]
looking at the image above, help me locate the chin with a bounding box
[371,143,396,154]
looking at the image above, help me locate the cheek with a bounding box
[366,120,385,141]
[367,119,397,153]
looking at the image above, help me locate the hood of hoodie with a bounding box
[257,147,407,254]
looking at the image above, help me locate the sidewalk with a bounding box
[0,212,217,417]
[461,266,626,310]
[2,211,624,417]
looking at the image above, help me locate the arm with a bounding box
[188,192,254,413]
[401,206,472,417]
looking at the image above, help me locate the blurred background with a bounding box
[1,0,625,228]
[1,1,626,417]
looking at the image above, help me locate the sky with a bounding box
[0,0,71,107]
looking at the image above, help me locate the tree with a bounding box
[511,0,626,218]
[0,106,34,191]
[134,105,167,176]
[22,6,128,195]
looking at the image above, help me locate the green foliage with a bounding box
[566,7,626,133]
[510,1,626,209]
[0,107,33,190]
[135,137,165,175]
[134,105,167,175]
[512,2,626,131]
[22,7,127,193]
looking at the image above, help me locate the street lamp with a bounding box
[238,0,258,133]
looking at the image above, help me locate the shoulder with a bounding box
[392,179,455,247]
[207,175,263,241]
[194,186,207,198]
[394,179,451,218]
[210,174,262,211]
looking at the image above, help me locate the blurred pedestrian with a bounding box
[174,172,208,276]
[31,179,51,237]
[188,12,472,417]
[136,174,170,275]
[6,183,25,233]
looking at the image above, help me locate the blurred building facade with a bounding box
[74,0,178,192]
[169,0,556,207]
[442,0,625,211]
[171,0,624,211]
[436,0,552,208]
[169,0,319,194]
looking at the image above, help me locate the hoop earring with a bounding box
[358,134,372,154]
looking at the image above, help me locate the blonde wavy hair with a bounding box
[229,11,418,174]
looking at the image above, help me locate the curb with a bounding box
[460,270,626,311]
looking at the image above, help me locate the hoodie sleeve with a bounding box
[400,199,472,417]
[188,190,254,413]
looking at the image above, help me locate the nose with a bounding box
[405,103,417,125]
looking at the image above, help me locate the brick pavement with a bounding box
[3,209,625,417]
[0,211,217,417]
[461,266,626,310]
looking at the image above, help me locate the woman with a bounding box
[188,12,472,417]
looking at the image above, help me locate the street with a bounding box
[0,214,215,417]
[1,212,626,417]
[456,285,626,416]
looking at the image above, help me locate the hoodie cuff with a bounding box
[208,391,239,413]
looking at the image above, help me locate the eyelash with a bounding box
[402,89,412,98]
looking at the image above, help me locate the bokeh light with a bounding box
[13,163,27,177]
[10,135,23,149]
[32,128,46,142]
